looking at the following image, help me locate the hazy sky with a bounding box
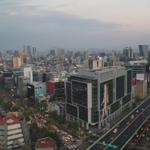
[0,0,150,50]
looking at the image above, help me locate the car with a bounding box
[72,144,77,148]
[131,114,134,120]
[113,128,118,134]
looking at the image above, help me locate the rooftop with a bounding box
[0,112,23,125]
[35,137,56,148]
[72,66,125,79]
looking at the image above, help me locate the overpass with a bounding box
[87,96,150,150]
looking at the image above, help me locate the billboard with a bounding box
[100,80,113,120]
[101,83,109,119]
[136,73,144,81]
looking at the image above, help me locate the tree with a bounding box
[30,123,61,150]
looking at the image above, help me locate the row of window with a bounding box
[72,81,87,106]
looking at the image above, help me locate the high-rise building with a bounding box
[27,45,31,57]
[50,49,55,56]
[139,45,149,59]
[123,47,133,59]
[17,76,30,97]
[23,66,33,84]
[0,112,30,149]
[47,81,65,101]
[12,57,22,68]
[32,47,37,59]
[20,52,27,64]
[65,67,132,129]
[24,45,32,61]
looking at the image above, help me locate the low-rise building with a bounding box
[88,56,104,70]
[125,60,149,99]
[27,82,47,102]
[35,137,57,150]
[0,112,30,149]
[49,102,65,117]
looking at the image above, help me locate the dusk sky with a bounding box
[0,0,150,50]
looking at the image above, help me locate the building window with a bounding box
[127,70,132,93]
[110,101,120,114]
[122,94,131,105]
[91,109,99,122]
[72,81,87,106]
[79,106,88,122]
[116,76,125,100]
[66,104,77,117]
[66,82,71,103]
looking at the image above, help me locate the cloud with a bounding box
[0,0,121,30]
[0,0,146,50]
[0,9,122,50]
[29,11,121,30]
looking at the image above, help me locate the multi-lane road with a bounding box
[87,96,150,150]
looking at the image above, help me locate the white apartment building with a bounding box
[0,112,30,149]
[23,66,33,84]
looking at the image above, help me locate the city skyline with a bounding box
[0,0,150,50]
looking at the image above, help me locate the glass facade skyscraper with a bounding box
[65,67,132,129]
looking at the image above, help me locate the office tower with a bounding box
[123,47,133,59]
[139,45,149,59]
[17,76,30,97]
[23,66,33,84]
[32,47,37,59]
[27,45,31,56]
[12,57,22,68]
[50,49,56,56]
[47,81,65,101]
[65,67,132,129]
[20,52,27,64]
